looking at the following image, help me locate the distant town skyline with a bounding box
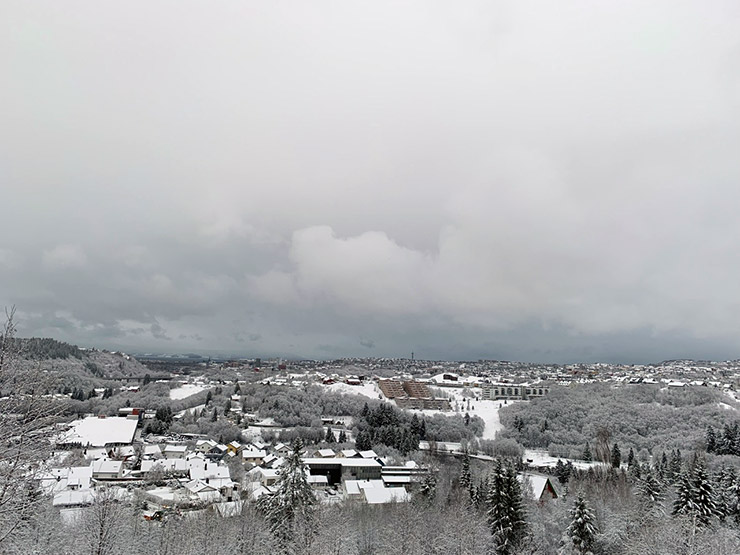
[3,1,740,364]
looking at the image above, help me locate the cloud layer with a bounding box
[2,1,740,362]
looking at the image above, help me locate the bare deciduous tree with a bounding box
[0,307,61,549]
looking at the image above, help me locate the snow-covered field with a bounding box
[324,382,380,400]
[524,449,601,470]
[421,386,523,440]
[169,384,208,400]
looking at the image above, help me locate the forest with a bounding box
[498,383,740,464]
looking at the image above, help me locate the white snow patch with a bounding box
[169,384,208,400]
[416,386,523,440]
[524,449,601,470]
[324,382,380,400]
[718,402,737,411]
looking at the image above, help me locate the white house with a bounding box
[92,459,123,479]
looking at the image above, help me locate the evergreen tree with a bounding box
[474,476,489,511]
[418,472,437,503]
[627,447,635,468]
[486,460,527,555]
[567,494,598,554]
[719,424,736,455]
[610,443,621,469]
[459,450,472,496]
[205,390,212,405]
[258,439,316,552]
[714,466,735,520]
[656,451,668,480]
[691,462,719,527]
[672,472,695,518]
[672,462,719,527]
[410,413,421,437]
[223,398,231,414]
[355,429,371,451]
[668,449,682,481]
[636,471,664,516]
[555,459,571,485]
[211,407,218,422]
[706,425,717,453]
[419,418,426,439]
[582,442,592,462]
[324,427,335,444]
[337,430,347,443]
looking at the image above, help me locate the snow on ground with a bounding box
[718,402,737,411]
[176,404,206,418]
[524,449,601,470]
[420,386,523,440]
[475,400,520,440]
[324,382,381,400]
[169,384,208,400]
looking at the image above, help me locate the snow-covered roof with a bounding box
[189,463,231,481]
[53,488,95,507]
[360,483,410,504]
[144,445,163,456]
[141,459,188,473]
[185,479,218,493]
[146,487,177,503]
[59,417,137,447]
[518,473,558,500]
[382,475,412,484]
[302,457,381,468]
[92,459,122,474]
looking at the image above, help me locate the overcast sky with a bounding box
[2,1,740,362]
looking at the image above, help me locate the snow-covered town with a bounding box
[34,354,739,524]
[41,369,572,521]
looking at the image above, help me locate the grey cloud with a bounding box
[2,1,740,362]
[150,323,171,341]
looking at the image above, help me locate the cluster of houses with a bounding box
[43,415,428,517]
[247,446,419,505]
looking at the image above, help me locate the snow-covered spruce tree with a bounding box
[690,462,718,527]
[486,459,527,555]
[325,426,335,443]
[258,439,316,553]
[636,471,665,516]
[418,471,437,503]
[713,466,736,521]
[459,449,472,496]
[672,462,719,528]
[610,443,621,469]
[706,426,717,453]
[566,494,598,555]
[672,472,697,518]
